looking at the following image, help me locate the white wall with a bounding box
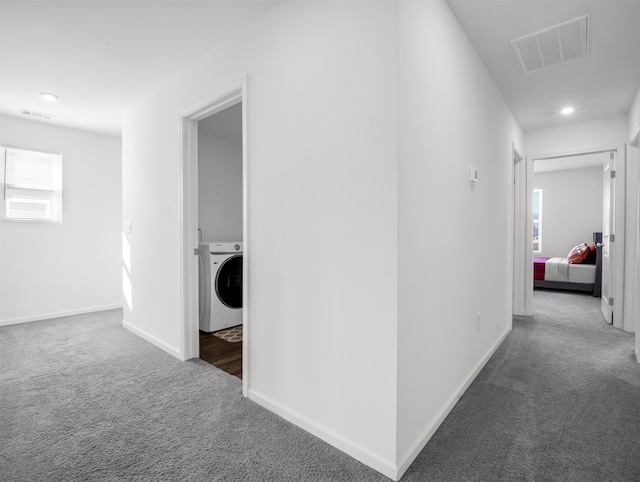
[533,167,603,258]
[396,0,523,473]
[197,130,242,242]
[122,1,399,477]
[525,115,628,156]
[0,115,122,325]
[630,85,640,143]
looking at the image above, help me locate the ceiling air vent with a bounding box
[20,109,55,120]
[510,15,589,74]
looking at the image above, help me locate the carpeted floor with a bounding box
[403,290,640,481]
[0,310,384,482]
[1,290,639,481]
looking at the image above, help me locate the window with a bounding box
[0,146,62,223]
[533,188,542,252]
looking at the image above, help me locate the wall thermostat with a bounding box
[468,166,479,184]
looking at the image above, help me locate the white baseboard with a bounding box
[122,319,182,360]
[0,304,123,327]
[396,324,512,479]
[248,388,399,481]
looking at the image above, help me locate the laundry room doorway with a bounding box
[197,104,244,377]
[179,82,249,393]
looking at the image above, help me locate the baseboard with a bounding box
[396,324,512,479]
[0,304,123,327]
[248,388,399,481]
[122,319,182,360]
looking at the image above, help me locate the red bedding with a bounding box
[534,257,549,281]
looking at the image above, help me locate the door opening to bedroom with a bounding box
[531,152,606,306]
[526,145,640,361]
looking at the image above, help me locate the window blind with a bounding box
[1,146,63,222]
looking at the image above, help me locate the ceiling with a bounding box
[446,0,640,131]
[1,1,639,137]
[0,0,277,137]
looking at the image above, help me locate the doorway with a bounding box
[179,81,249,394]
[531,150,609,315]
[524,145,640,343]
[197,105,243,378]
[512,144,532,316]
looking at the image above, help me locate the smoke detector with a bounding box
[511,15,589,74]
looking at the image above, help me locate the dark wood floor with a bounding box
[199,331,242,379]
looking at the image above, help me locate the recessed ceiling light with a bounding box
[40,92,59,102]
[561,107,575,115]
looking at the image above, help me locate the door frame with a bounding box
[518,147,620,318]
[512,144,532,316]
[178,78,249,395]
[627,130,640,362]
[601,157,615,324]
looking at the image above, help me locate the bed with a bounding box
[534,232,602,297]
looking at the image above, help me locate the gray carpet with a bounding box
[403,290,640,481]
[1,290,639,481]
[0,310,386,481]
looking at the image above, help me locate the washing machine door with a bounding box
[215,254,243,309]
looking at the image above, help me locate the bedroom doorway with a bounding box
[529,145,640,339]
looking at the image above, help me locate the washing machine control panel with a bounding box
[206,241,243,254]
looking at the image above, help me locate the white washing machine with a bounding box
[199,241,243,333]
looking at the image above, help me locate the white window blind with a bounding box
[1,146,63,222]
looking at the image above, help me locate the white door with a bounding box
[602,146,627,328]
[627,144,640,360]
[601,159,614,324]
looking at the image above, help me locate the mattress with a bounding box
[567,263,596,284]
[544,257,595,284]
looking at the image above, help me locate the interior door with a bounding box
[602,146,628,328]
[601,158,615,324]
[627,144,640,359]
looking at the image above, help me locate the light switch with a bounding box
[125,220,132,234]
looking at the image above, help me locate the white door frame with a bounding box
[512,144,532,316]
[513,148,619,315]
[626,129,640,362]
[178,78,249,395]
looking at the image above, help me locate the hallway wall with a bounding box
[122,1,399,476]
[397,0,523,472]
